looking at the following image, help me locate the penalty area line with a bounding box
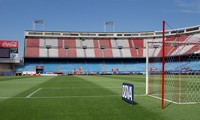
[26,88,42,98]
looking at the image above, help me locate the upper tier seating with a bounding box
[25,34,200,58]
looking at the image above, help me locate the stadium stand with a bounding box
[14,25,200,75]
[64,38,76,48]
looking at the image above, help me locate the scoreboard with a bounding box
[0,40,18,58]
[0,48,10,58]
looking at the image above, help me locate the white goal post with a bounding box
[146,40,200,108]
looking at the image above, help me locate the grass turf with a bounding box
[0,75,199,120]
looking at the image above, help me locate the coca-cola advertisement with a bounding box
[0,40,18,48]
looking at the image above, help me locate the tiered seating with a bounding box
[93,39,99,48]
[133,38,144,48]
[94,49,102,57]
[112,49,121,57]
[130,48,137,57]
[99,39,111,48]
[133,38,144,57]
[149,62,162,72]
[103,49,113,57]
[165,35,189,42]
[110,39,117,48]
[17,63,39,72]
[58,48,66,57]
[39,38,46,47]
[186,34,200,43]
[146,38,162,57]
[116,39,129,48]
[188,60,200,70]
[85,49,95,57]
[160,35,190,56]
[64,39,76,48]
[124,62,146,72]
[87,63,103,72]
[67,49,77,57]
[76,39,82,48]
[175,35,189,42]
[49,49,58,57]
[121,49,131,57]
[185,45,200,54]
[46,38,58,47]
[58,39,63,48]
[39,48,47,57]
[82,39,94,48]
[76,49,85,57]
[16,59,200,74]
[26,38,39,47]
[128,39,133,48]
[43,63,59,72]
[138,48,143,57]
[24,33,200,58]
[183,34,200,54]
[25,48,39,57]
[60,62,83,73]
[104,62,126,72]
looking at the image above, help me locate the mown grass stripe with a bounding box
[0,94,146,99]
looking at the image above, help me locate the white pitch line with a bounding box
[0,94,146,99]
[42,87,122,89]
[42,86,145,90]
[26,88,42,98]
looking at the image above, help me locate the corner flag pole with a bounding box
[162,20,165,109]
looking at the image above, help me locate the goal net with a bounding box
[146,41,200,106]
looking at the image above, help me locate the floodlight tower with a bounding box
[33,19,45,31]
[104,21,115,32]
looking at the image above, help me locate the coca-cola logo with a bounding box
[1,41,18,48]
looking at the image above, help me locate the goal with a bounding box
[146,40,200,108]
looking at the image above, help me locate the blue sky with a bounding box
[0,0,200,57]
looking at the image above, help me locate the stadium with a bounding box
[0,21,200,119]
[15,24,200,75]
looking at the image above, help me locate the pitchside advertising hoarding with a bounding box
[0,40,18,48]
[122,83,134,105]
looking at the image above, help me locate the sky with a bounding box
[0,0,200,58]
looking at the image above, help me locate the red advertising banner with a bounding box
[0,40,18,48]
[150,67,157,71]
[36,66,44,69]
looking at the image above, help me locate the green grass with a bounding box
[0,75,199,120]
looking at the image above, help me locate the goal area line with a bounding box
[147,94,200,105]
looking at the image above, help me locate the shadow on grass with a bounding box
[122,101,138,106]
[164,102,173,109]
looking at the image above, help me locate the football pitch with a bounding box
[0,75,199,120]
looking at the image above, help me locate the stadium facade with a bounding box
[15,25,200,76]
